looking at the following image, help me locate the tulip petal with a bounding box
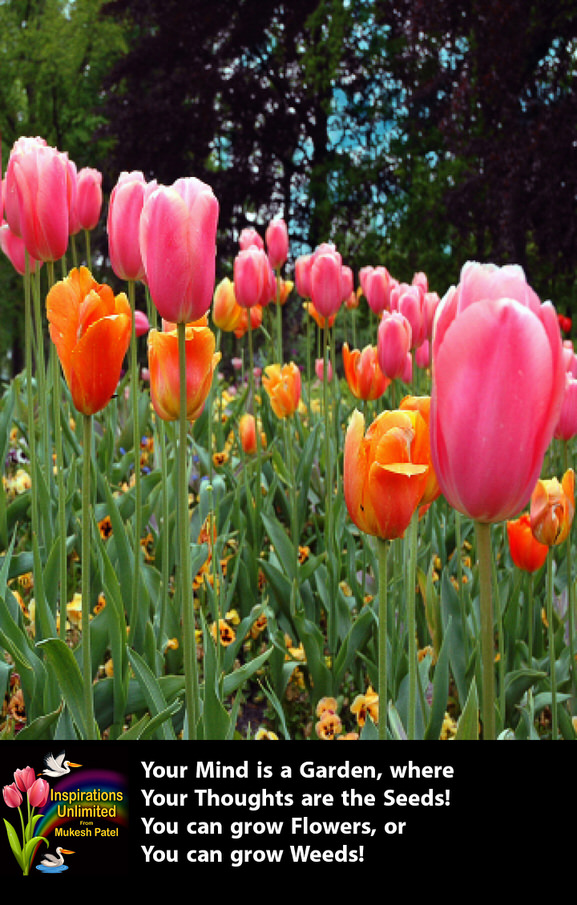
[69,314,131,415]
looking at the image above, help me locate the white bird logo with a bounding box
[39,847,75,869]
[40,752,82,778]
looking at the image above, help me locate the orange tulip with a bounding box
[344,408,430,540]
[530,469,575,547]
[212,277,243,333]
[262,362,301,418]
[46,266,132,416]
[506,513,549,572]
[147,321,221,422]
[239,412,265,455]
[234,304,263,339]
[399,395,441,506]
[303,301,337,330]
[342,342,390,401]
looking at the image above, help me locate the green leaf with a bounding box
[455,678,480,740]
[24,835,48,871]
[35,638,90,739]
[3,818,24,870]
[127,648,179,740]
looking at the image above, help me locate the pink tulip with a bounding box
[140,177,219,324]
[310,246,344,319]
[234,244,274,308]
[423,291,441,339]
[377,310,413,380]
[562,340,577,377]
[430,261,566,523]
[239,227,264,250]
[433,261,542,357]
[315,356,333,382]
[391,283,427,349]
[266,218,289,270]
[415,339,430,370]
[5,137,72,262]
[3,782,22,808]
[70,167,102,234]
[108,171,151,282]
[364,266,393,315]
[555,373,577,441]
[27,778,49,808]
[0,222,42,275]
[4,139,47,237]
[134,309,150,337]
[412,271,428,293]
[14,766,36,792]
[295,254,313,299]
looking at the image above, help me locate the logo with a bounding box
[2,749,128,875]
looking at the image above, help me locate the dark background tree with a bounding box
[378,0,577,311]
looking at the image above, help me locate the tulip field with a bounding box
[1,137,576,745]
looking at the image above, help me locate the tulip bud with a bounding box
[266,218,289,270]
[530,469,575,547]
[377,310,412,380]
[70,167,102,234]
[234,245,273,309]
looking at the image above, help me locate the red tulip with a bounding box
[507,513,548,573]
[140,178,219,324]
[430,261,566,523]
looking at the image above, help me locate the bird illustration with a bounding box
[39,848,75,869]
[40,752,82,778]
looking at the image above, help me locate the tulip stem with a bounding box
[475,521,496,740]
[247,313,263,534]
[127,279,143,649]
[82,413,96,739]
[406,509,418,740]
[546,550,558,739]
[377,536,389,740]
[178,321,199,739]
